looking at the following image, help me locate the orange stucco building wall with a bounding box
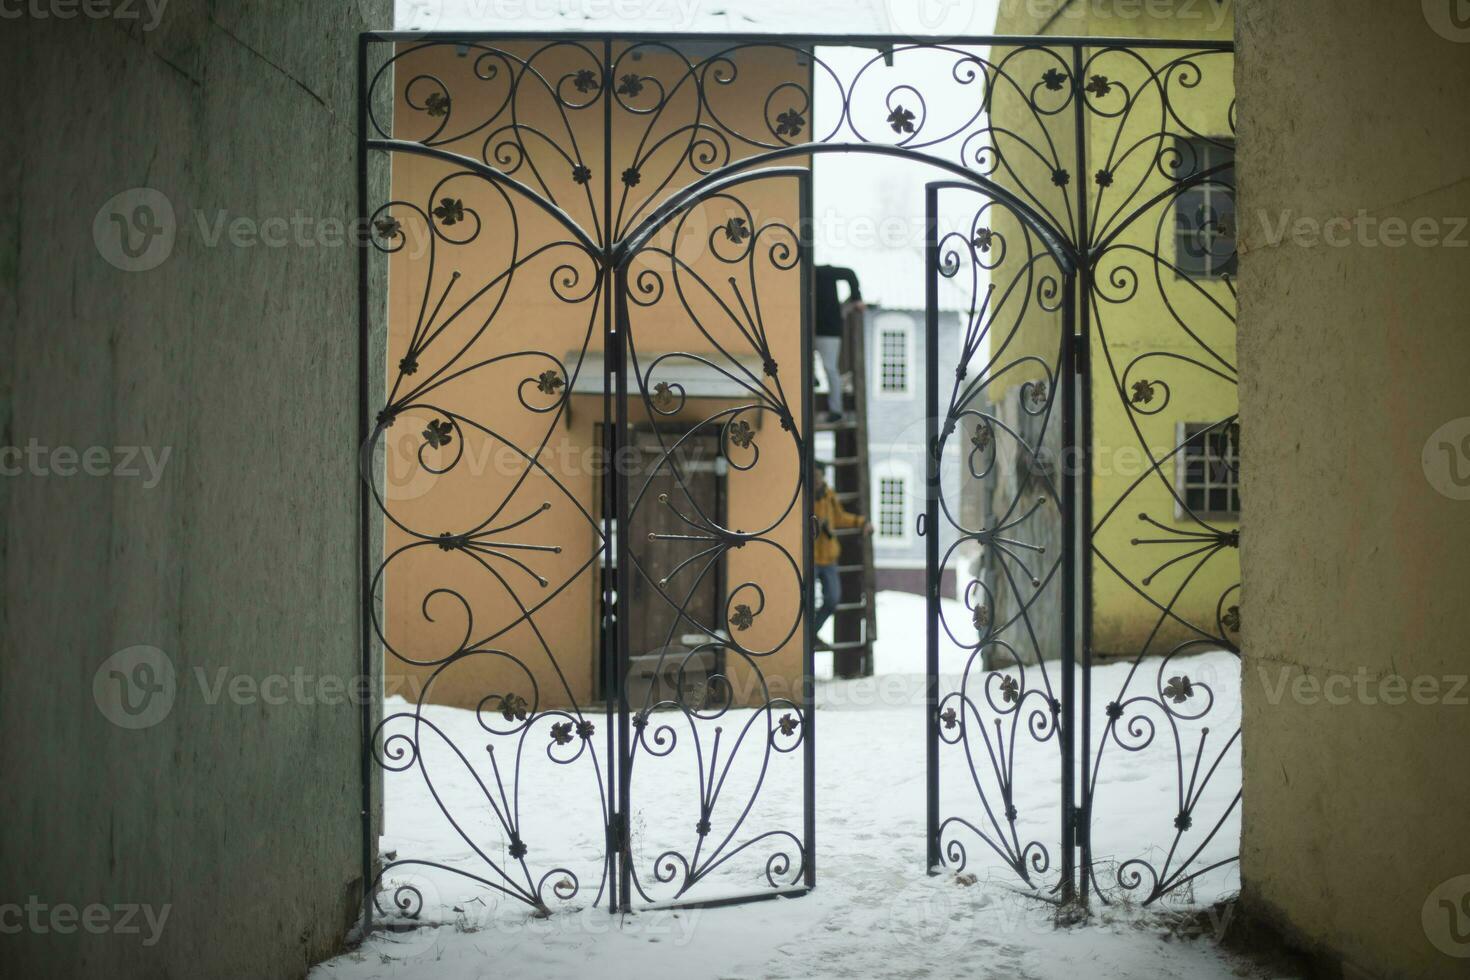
[379,41,810,710]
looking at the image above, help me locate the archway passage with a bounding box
[356,33,1239,922]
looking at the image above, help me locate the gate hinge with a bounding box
[1070,806,1088,846]
[608,327,624,372]
[1073,336,1086,374]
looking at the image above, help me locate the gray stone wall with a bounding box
[0,3,387,976]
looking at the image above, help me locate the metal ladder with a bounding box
[815,306,877,678]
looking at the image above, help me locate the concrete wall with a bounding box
[0,3,386,977]
[1235,2,1470,977]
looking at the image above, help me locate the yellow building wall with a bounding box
[380,41,809,710]
[992,2,1237,658]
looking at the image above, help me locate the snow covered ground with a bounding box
[314,592,1255,980]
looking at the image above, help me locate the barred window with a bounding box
[878,326,910,394]
[1176,422,1240,518]
[877,475,908,540]
[1174,137,1237,280]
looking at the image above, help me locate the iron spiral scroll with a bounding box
[358,33,1238,919]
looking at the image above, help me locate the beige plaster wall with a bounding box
[1235,3,1470,976]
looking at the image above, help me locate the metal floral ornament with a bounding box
[373,214,401,241]
[498,693,530,723]
[650,381,676,410]
[887,105,916,134]
[1163,675,1195,704]
[432,197,464,225]
[572,68,599,94]
[730,603,755,631]
[727,419,755,450]
[422,418,453,449]
[774,108,805,138]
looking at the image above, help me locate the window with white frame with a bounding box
[873,461,913,545]
[877,475,908,541]
[1175,422,1240,518]
[875,316,911,396]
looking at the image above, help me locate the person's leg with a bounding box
[815,336,843,416]
[813,562,842,633]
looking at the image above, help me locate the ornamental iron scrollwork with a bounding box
[358,33,1238,922]
[930,182,1070,898]
[616,170,811,905]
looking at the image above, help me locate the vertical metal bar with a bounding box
[600,37,620,917]
[613,264,634,914]
[923,181,941,874]
[600,381,618,916]
[1058,281,1078,906]
[355,31,376,934]
[1076,42,1099,910]
[1068,41,1092,908]
[599,340,617,915]
[799,171,816,891]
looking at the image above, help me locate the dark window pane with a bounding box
[1174,138,1236,280]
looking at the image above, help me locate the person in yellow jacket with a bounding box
[812,468,873,641]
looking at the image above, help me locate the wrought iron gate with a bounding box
[356,31,1238,924]
[921,49,1240,906]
